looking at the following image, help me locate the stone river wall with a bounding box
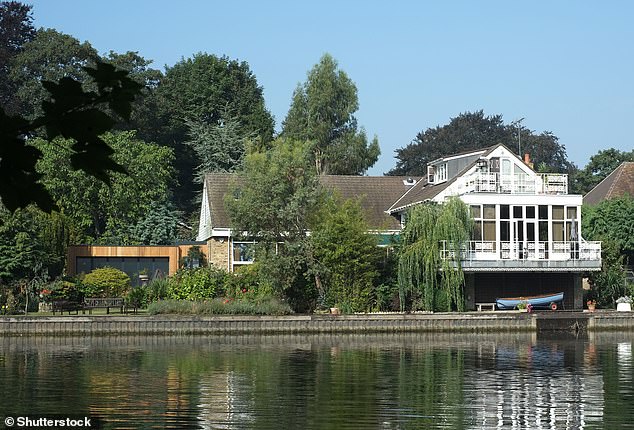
[0,311,631,336]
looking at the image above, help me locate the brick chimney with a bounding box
[524,153,534,169]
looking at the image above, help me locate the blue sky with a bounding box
[29,0,633,174]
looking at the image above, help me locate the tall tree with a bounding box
[582,195,634,306]
[398,198,473,312]
[9,28,99,119]
[0,1,35,115]
[387,111,573,177]
[1,58,142,213]
[388,111,512,176]
[282,53,380,175]
[310,199,382,312]
[103,50,164,136]
[148,53,274,212]
[226,138,324,311]
[185,115,254,183]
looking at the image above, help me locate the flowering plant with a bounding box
[39,288,53,303]
[587,299,596,306]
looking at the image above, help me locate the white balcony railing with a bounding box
[440,240,601,262]
[456,173,568,195]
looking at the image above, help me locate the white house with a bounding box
[386,144,601,309]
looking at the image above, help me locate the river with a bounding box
[0,332,632,429]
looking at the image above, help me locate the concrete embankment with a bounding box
[0,311,632,336]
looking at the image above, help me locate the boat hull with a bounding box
[495,292,564,310]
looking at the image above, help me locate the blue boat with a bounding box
[495,292,564,310]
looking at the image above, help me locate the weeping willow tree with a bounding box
[398,197,473,312]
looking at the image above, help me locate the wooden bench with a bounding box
[52,300,82,315]
[476,302,496,311]
[83,297,125,314]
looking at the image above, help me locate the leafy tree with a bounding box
[103,50,164,136]
[583,196,634,307]
[387,110,573,177]
[1,59,143,213]
[154,53,274,143]
[0,1,35,115]
[0,206,50,283]
[583,196,634,255]
[520,130,571,173]
[226,138,323,311]
[9,28,99,119]
[398,198,473,312]
[35,131,175,243]
[573,148,634,194]
[185,115,254,183]
[310,199,382,312]
[0,204,84,285]
[282,53,380,175]
[150,53,274,212]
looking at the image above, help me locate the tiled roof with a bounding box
[203,173,237,229]
[319,175,419,229]
[584,162,634,206]
[203,173,420,230]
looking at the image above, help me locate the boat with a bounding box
[495,292,564,310]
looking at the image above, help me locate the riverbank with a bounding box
[1,311,633,336]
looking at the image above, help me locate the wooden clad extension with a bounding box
[67,244,209,276]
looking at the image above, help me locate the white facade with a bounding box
[394,145,601,272]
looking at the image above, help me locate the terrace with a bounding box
[456,172,568,195]
[440,240,602,272]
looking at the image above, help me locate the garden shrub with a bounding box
[226,263,274,299]
[373,282,400,312]
[147,297,293,316]
[47,278,83,302]
[167,267,228,300]
[146,278,169,302]
[82,267,131,297]
[125,285,147,309]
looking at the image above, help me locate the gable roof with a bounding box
[202,173,419,232]
[387,144,507,213]
[203,173,236,229]
[583,162,634,206]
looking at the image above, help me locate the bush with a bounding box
[374,282,400,312]
[147,297,293,316]
[167,267,228,300]
[82,267,131,297]
[225,264,273,298]
[146,278,169,302]
[47,278,83,302]
[125,286,147,309]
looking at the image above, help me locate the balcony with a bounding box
[440,240,602,272]
[456,173,568,195]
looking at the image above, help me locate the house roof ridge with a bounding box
[605,162,627,199]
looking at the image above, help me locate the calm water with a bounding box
[1,332,633,429]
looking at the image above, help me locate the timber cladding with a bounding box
[67,245,209,276]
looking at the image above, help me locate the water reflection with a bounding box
[464,341,604,429]
[1,333,634,429]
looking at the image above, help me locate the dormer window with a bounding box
[435,163,448,183]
